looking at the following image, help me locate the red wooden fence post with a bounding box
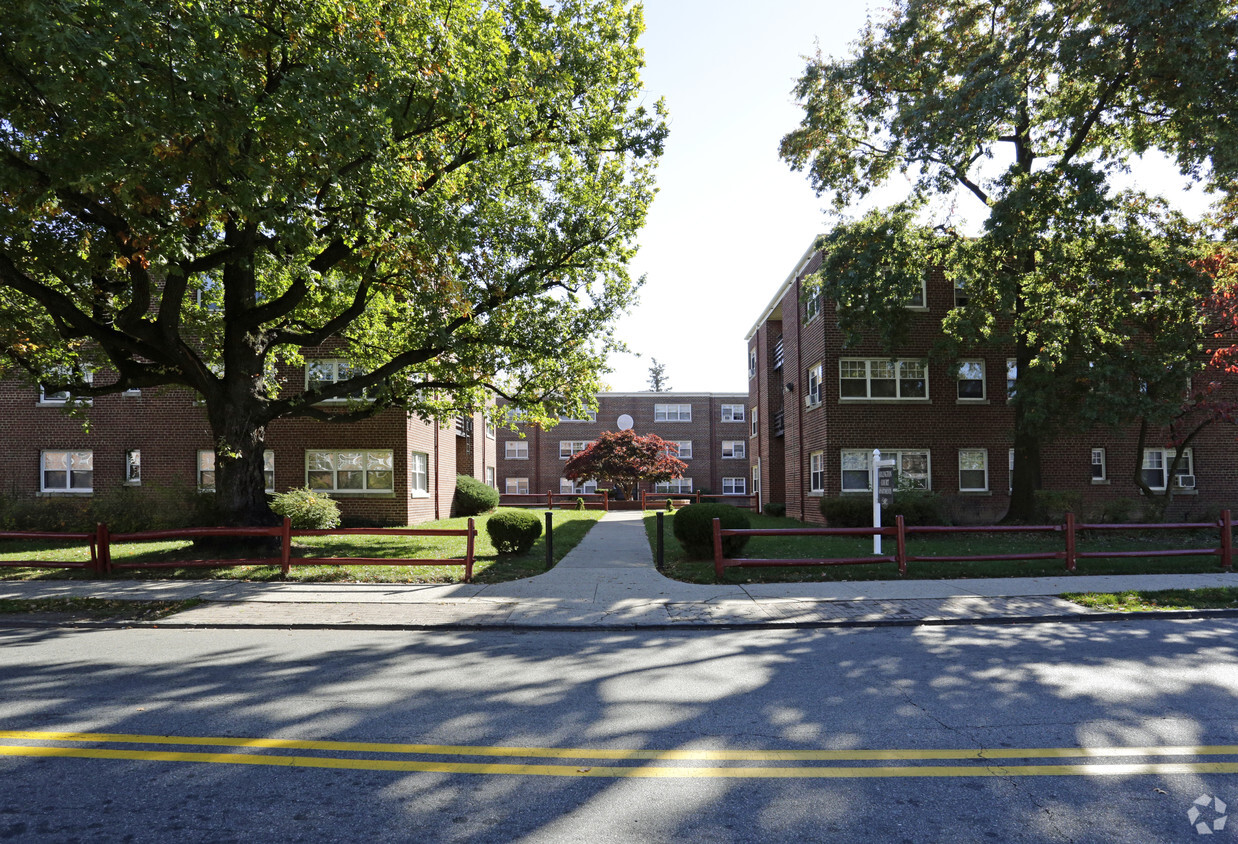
[1222,510,1233,571]
[712,517,725,580]
[93,523,106,576]
[896,514,907,575]
[97,522,112,576]
[280,517,292,577]
[1064,512,1077,572]
[547,491,553,510]
[465,517,475,582]
[602,489,609,512]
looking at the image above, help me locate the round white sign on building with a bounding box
[617,414,634,431]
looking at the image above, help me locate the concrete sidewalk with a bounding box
[3,510,1236,629]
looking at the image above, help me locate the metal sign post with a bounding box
[872,449,896,554]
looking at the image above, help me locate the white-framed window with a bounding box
[654,403,692,422]
[957,361,985,401]
[410,452,429,497]
[666,441,692,460]
[305,360,368,401]
[39,369,93,406]
[954,280,970,308]
[1091,448,1107,482]
[908,275,927,309]
[305,450,392,493]
[486,467,495,488]
[751,407,758,437]
[124,449,141,485]
[505,440,529,460]
[558,411,598,422]
[1006,359,1018,401]
[959,449,988,492]
[199,450,275,492]
[841,449,930,492]
[41,450,93,493]
[1009,448,1015,494]
[505,477,529,495]
[806,363,823,407]
[839,359,928,400]
[560,478,598,495]
[722,477,746,495]
[722,440,746,459]
[654,478,693,494]
[748,348,757,378]
[1141,448,1194,491]
[486,421,496,439]
[809,451,825,494]
[721,404,745,422]
[559,440,590,459]
[803,289,820,322]
[752,464,761,498]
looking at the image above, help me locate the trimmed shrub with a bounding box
[486,509,543,554]
[819,492,947,527]
[819,495,871,527]
[763,502,787,518]
[455,474,499,516]
[673,503,751,560]
[1033,490,1083,523]
[270,487,341,529]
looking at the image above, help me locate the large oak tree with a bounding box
[0,0,665,525]
[781,0,1237,519]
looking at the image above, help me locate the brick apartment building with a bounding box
[747,243,1238,525]
[0,360,496,526]
[497,392,751,502]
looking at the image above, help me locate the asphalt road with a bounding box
[1,618,1236,842]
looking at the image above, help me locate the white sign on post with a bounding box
[872,449,897,555]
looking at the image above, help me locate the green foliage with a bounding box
[269,487,341,530]
[820,492,946,527]
[0,0,666,525]
[1032,490,1084,523]
[763,502,787,518]
[575,497,586,511]
[819,496,871,528]
[0,484,211,533]
[454,475,499,517]
[485,509,543,555]
[672,503,751,560]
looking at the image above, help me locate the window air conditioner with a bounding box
[1175,474,1196,489]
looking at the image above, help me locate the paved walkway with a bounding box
[3,511,1236,629]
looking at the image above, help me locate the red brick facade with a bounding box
[748,244,1238,524]
[497,393,751,501]
[0,364,495,526]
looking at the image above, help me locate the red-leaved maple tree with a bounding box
[563,430,687,501]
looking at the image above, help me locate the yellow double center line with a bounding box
[3,731,1238,778]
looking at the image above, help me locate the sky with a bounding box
[600,1,1216,395]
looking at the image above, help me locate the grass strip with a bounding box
[0,597,204,621]
[1061,587,1238,612]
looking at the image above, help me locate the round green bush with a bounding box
[486,509,543,554]
[763,502,787,518]
[672,503,751,560]
[270,486,341,529]
[455,474,499,516]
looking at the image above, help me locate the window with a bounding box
[1141,448,1193,491]
[806,363,823,407]
[305,360,368,401]
[654,403,692,422]
[305,450,392,493]
[558,411,597,422]
[721,404,745,422]
[954,280,969,308]
[959,449,988,492]
[1006,359,1018,401]
[748,347,757,378]
[125,449,141,485]
[41,451,93,493]
[486,467,495,488]
[506,477,529,495]
[803,290,820,322]
[559,440,589,459]
[809,452,825,494]
[839,359,928,400]
[485,421,496,439]
[841,449,930,492]
[908,276,927,308]
[751,407,758,437]
[1091,448,1107,482]
[199,450,275,492]
[722,440,746,459]
[723,477,746,495]
[666,441,692,460]
[957,361,985,400]
[654,478,693,494]
[560,478,598,494]
[410,452,429,497]
[39,369,93,405]
[505,441,529,460]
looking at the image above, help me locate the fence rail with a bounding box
[3,518,478,582]
[642,491,756,511]
[712,510,1237,579]
[497,491,609,511]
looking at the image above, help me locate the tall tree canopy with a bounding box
[563,429,685,500]
[0,0,666,524]
[781,0,1237,518]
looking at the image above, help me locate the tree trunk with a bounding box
[207,393,277,528]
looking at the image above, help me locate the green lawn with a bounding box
[0,597,203,620]
[645,511,1236,583]
[0,509,603,584]
[1063,587,1238,612]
